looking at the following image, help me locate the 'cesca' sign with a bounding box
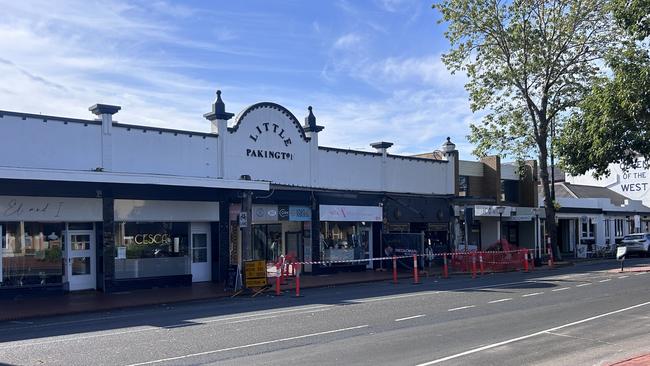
[134,233,171,245]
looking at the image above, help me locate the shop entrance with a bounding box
[64,229,96,291]
[190,223,211,282]
[360,226,373,269]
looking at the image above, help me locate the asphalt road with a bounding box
[1,259,650,366]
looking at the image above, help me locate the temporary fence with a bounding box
[269,249,534,297]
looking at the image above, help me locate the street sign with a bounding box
[239,212,248,228]
[617,246,627,260]
[244,260,267,289]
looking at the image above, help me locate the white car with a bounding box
[620,234,650,256]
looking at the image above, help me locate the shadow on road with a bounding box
[0,258,646,344]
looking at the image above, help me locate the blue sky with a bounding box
[0,0,476,158]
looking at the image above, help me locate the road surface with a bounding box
[1,259,649,365]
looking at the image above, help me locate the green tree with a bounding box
[558,0,650,178]
[434,0,628,259]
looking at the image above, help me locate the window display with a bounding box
[1,222,64,288]
[114,222,190,279]
[320,222,371,264]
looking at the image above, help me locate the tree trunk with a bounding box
[538,144,562,261]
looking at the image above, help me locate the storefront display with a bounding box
[1,222,64,288]
[114,222,190,279]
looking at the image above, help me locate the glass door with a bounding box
[190,223,211,282]
[64,229,96,291]
[360,226,373,269]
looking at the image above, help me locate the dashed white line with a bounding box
[599,279,612,283]
[618,276,629,279]
[488,298,513,304]
[125,324,369,366]
[552,287,570,292]
[415,300,650,365]
[522,292,543,297]
[448,305,476,312]
[395,314,426,322]
[576,283,592,287]
[635,273,644,276]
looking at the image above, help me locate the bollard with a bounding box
[275,275,282,296]
[471,253,477,279]
[547,247,554,267]
[294,264,302,297]
[392,256,398,284]
[523,249,529,272]
[413,254,420,284]
[443,255,449,279]
[479,254,484,275]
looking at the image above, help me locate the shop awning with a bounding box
[0,166,269,191]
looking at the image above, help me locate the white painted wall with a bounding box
[112,126,219,177]
[567,160,650,207]
[0,114,101,171]
[0,102,455,195]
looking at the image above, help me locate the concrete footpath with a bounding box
[0,260,578,322]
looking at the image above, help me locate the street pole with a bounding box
[535,214,540,259]
[498,212,503,242]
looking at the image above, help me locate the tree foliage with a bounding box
[434,0,628,258]
[558,0,650,177]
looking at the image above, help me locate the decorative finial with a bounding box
[447,136,451,142]
[203,89,234,121]
[305,106,316,128]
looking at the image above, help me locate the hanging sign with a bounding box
[239,212,248,228]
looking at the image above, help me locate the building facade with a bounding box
[0,91,456,295]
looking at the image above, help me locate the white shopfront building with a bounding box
[0,91,456,293]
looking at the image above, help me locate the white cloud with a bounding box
[333,33,363,49]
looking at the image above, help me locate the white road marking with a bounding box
[599,279,612,283]
[522,292,543,297]
[125,325,369,366]
[576,283,592,287]
[416,300,650,366]
[635,273,644,276]
[395,314,426,322]
[552,287,570,292]
[448,305,476,312]
[488,298,512,304]
[618,276,629,279]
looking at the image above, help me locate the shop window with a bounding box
[114,222,190,279]
[615,219,624,237]
[320,222,371,264]
[459,176,470,197]
[501,180,519,203]
[2,222,64,288]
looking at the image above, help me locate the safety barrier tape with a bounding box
[274,249,530,266]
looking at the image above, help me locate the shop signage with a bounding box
[474,205,513,217]
[251,205,311,223]
[278,205,290,221]
[246,149,294,161]
[289,206,311,221]
[0,196,102,222]
[248,122,293,146]
[319,205,383,222]
[253,205,278,223]
[133,233,171,245]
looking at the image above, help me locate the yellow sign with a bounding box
[245,278,268,288]
[244,260,267,288]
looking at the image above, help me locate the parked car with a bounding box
[619,234,650,256]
